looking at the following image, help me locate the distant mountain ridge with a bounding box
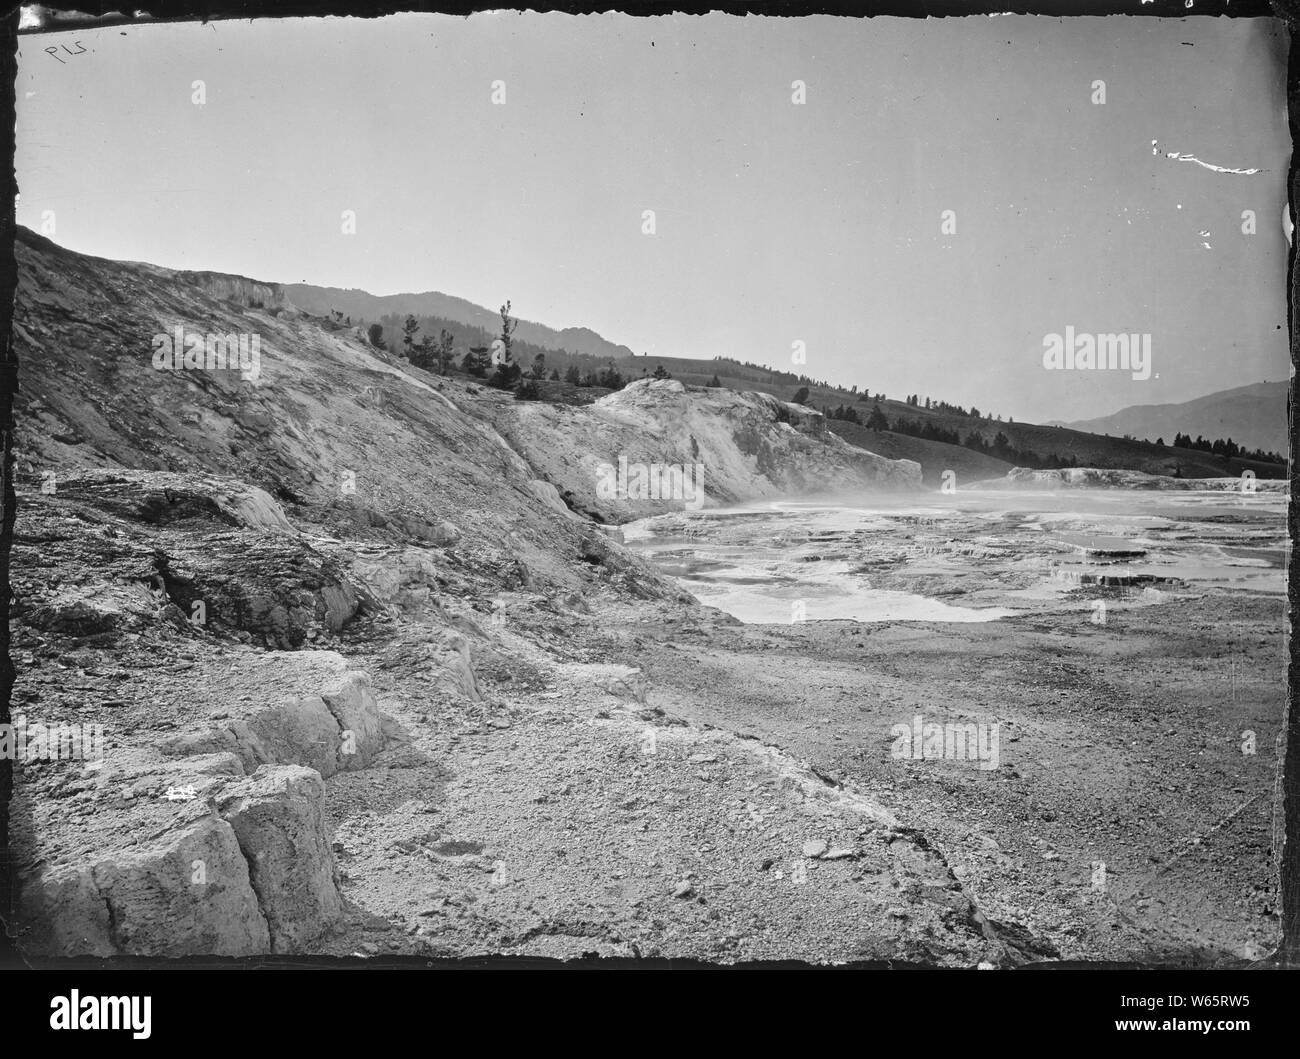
[283,283,636,361]
[278,277,1287,474]
[1050,380,1288,457]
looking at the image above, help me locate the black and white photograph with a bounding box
[0,0,1296,1030]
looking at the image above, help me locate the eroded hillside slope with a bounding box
[476,378,921,523]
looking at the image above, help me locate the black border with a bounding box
[0,0,1295,1000]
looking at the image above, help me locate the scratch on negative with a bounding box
[1165,151,1260,176]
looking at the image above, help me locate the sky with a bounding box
[15,12,1291,422]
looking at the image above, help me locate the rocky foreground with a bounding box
[10,469,1000,963]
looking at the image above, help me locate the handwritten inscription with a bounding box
[45,41,87,64]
